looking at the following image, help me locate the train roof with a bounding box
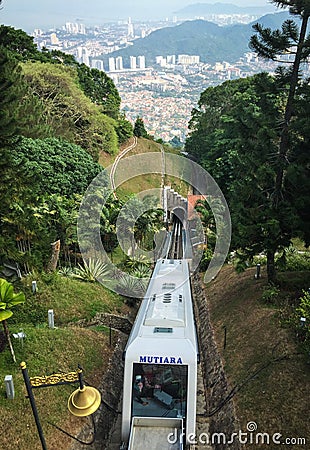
[124,259,198,362]
[144,259,188,328]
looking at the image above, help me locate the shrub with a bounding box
[296,289,310,348]
[261,284,280,304]
[116,275,146,306]
[276,250,310,272]
[198,248,214,272]
[72,258,112,282]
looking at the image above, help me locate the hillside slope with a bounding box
[109,12,290,65]
[203,265,309,447]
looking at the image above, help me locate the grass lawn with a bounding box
[0,274,126,450]
[100,136,188,199]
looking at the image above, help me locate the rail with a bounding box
[167,218,184,259]
[110,136,138,195]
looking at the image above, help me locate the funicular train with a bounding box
[121,256,199,449]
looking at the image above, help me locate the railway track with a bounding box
[167,218,183,259]
[110,136,138,195]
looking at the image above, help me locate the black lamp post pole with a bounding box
[20,362,48,450]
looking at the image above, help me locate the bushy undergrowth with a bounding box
[289,289,310,354]
[261,284,280,304]
[229,247,310,274]
[277,252,310,272]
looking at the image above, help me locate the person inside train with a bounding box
[133,375,148,406]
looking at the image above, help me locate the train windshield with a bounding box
[131,363,188,419]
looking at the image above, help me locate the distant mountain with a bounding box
[108,11,290,66]
[175,2,276,16]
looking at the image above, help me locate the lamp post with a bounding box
[20,362,101,450]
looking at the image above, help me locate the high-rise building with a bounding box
[65,22,86,34]
[115,56,123,70]
[82,48,90,66]
[92,59,105,71]
[77,47,83,60]
[156,56,167,67]
[66,22,77,33]
[177,54,200,64]
[78,24,86,35]
[167,55,176,65]
[137,55,146,69]
[127,17,134,38]
[50,33,59,45]
[130,56,137,69]
[108,57,116,72]
[214,62,224,71]
[33,29,43,37]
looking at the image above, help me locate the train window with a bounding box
[131,363,188,420]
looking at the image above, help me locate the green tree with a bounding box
[0,48,49,266]
[0,47,22,144]
[247,0,310,278]
[1,135,103,269]
[0,278,25,363]
[250,0,310,206]
[186,78,247,197]
[0,46,50,145]
[76,64,121,119]
[0,25,128,150]
[133,117,148,138]
[1,137,103,269]
[116,114,134,143]
[186,3,310,282]
[186,73,298,282]
[11,137,102,196]
[286,82,310,246]
[22,62,119,157]
[0,25,38,61]
[117,195,162,258]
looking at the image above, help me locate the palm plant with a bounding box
[72,258,112,282]
[131,263,152,279]
[0,278,25,363]
[117,275,147,305]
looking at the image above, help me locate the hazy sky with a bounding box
[1,0,278,32]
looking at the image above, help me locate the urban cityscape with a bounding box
[32,16,284,143]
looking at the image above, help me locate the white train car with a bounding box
[121,258,199,448]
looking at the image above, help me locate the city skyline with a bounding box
[1,0,278,32]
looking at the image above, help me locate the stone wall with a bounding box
[192,273,241,450]
[71,313,133,335]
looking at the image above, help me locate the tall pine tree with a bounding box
[249,0,310,278]
[250,0,310,205]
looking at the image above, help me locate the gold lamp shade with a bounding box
[68,386,101,417]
